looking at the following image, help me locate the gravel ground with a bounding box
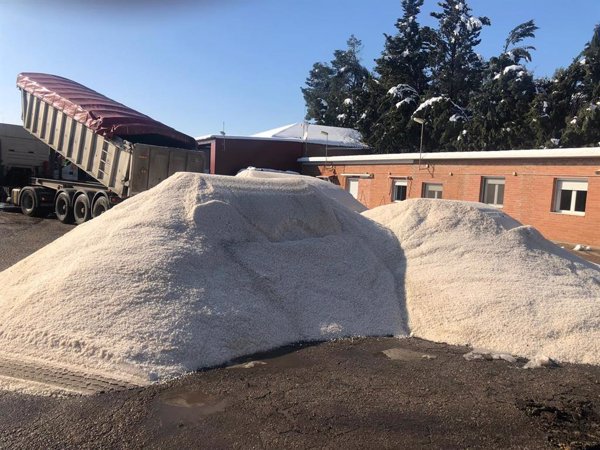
[0,210,599,449]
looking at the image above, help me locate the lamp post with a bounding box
[320,130,329,161]
[413,117,425,169]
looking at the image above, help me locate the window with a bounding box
[346,177,359,199]
[554,179,588,215]
[481,177,505,207]
[423,183,443,199]
[392,180,407,202]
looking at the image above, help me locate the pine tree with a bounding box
[422,0,490,150]
[528,29,597,148]
[302,63,336,125]
[375,0,431,93]
[560,25,600,147]
[461,20,538,150]
[301,35,370,128]
[429,0,490,105]
[361,0,433,153]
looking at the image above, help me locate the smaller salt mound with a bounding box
[236,167,367,213]
[364,199,600,365]
[0,173,406,387]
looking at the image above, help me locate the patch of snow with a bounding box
[550,138,560,146]
[336,113,347,121]
[503,65,524,75]
[413,96,445,116]
[396,98,415,108]
[343,98,353,106]
[570,117,578,125]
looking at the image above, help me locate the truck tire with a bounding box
[20,188,41,217]
[55,192,74,224]
[92,196,110,218]
[73,195,91,225]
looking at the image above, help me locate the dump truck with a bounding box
[0,123,52,201]
[10,73,205,224]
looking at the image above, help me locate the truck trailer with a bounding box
[0,123,52,201]
[11,73,205,224]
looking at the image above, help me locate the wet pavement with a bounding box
[0,338,599,449]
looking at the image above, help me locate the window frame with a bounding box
[481,177,506,208]
[392,179,408,202]
[423,183,443,199]
[553,178,588,216]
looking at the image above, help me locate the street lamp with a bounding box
[413,117,426,169]
[320,130,329,161]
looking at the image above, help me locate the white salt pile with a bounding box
[0,173,406,386]
[235,167,367,213]
[364,199,600,366]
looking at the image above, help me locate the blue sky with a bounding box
[0,0,598,137]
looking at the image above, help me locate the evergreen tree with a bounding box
[461,20,538,150]
[429,0,490,105]
[363,0,433,153]
[423,0,490,150]
[301,35,370,128]
[560,25,600,147]
[527,26,600,148]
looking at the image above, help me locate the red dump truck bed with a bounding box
[17,73,197,150]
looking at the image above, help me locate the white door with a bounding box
[347,178,359,199]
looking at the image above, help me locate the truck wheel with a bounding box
[55,192,74,224]
[20,188,40,217]
[73,195,91,225]
[92,196,110,218]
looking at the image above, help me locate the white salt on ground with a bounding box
[0,173,406,387]
[364,199,600,366]
[235,167,366,213]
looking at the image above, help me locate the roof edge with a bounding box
[299,147,600,164]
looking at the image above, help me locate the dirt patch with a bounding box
[518,399,600,449]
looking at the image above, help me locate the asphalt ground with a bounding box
[0,209,74,271]
[0,210,599,449]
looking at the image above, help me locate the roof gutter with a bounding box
[298,147,600,165]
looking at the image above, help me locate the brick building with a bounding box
[300,148,600,247]
[196,123,367,175]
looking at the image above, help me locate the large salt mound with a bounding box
[0,173,406,385]
[364,199,600,365]
[235,167,367,213]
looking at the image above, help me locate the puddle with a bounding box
[159,388,228,423]
[382,348,437,361]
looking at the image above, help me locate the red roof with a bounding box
[17,73,197,149]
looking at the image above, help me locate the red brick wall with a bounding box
[302,158,600,246]
[202,138,364,176]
